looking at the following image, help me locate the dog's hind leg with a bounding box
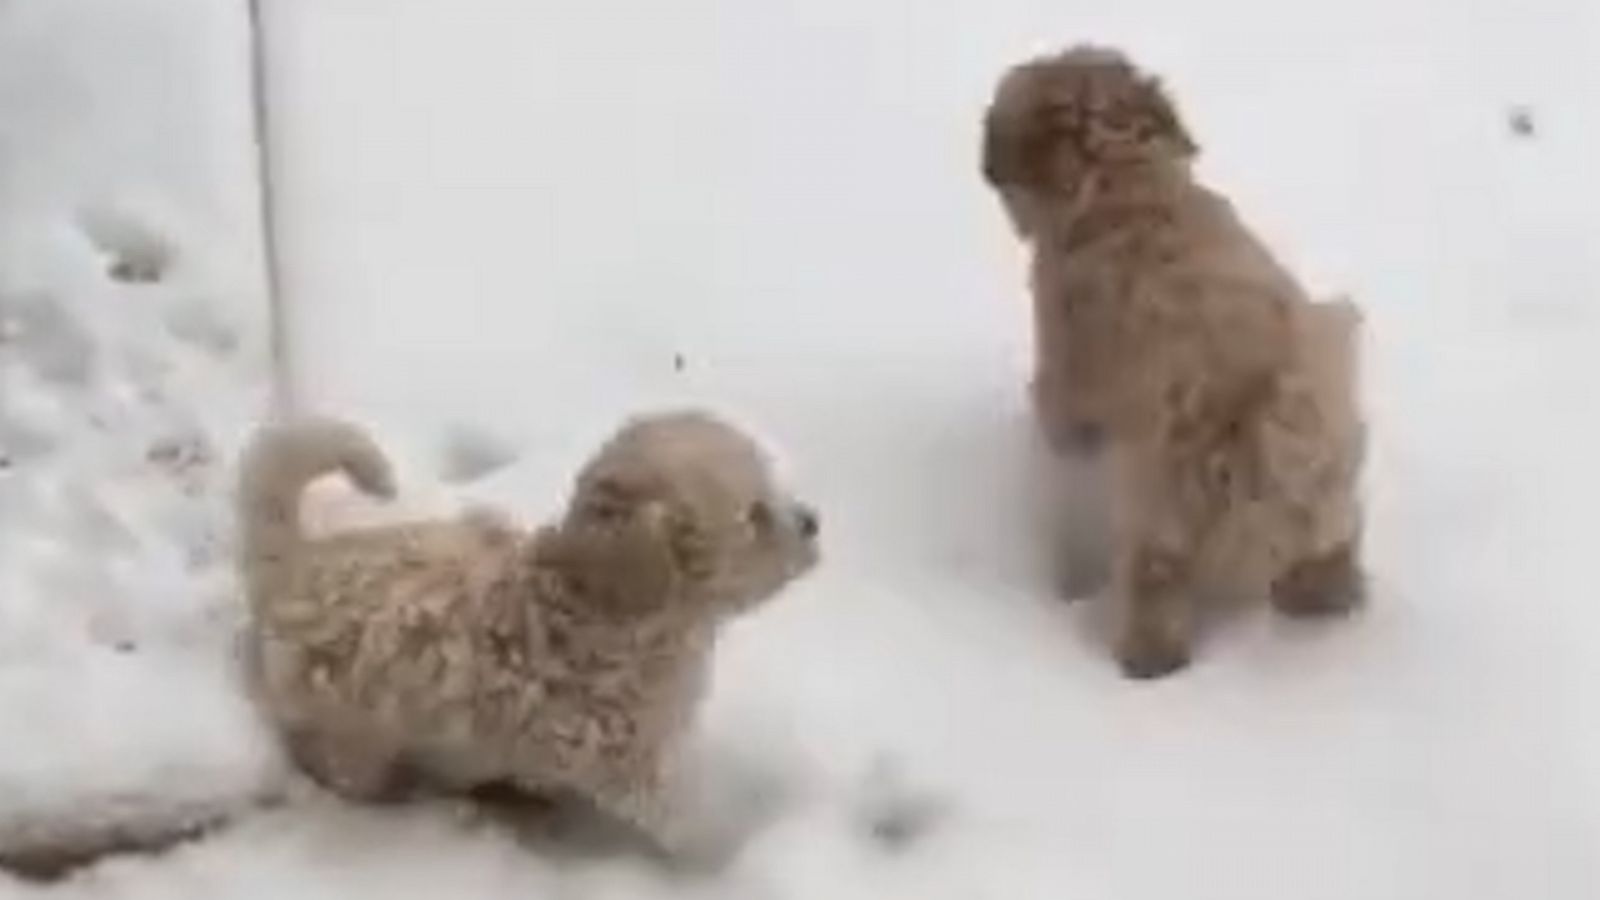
[1106,444,1213,680]
[1272,539,1366,618]
[284,726,415,803]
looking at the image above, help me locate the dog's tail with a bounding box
[1296,295,1363,421]
[236,417,396,588]
[1273,294,1367,508]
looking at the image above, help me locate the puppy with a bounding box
[982,45,1367,678]
[237,412,819,852]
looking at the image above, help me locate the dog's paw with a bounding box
[1048,421,1105,457]
[1272,544,1366,619]
[1115,632,1192,680]
[1274,578,1365,619]
[1035,410,1104,458]
[1030,379,1104,456]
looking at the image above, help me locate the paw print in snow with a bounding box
[78,204,176,285]
[856,757,951,854]
[1,293,97,385]
[163,298,241,357]
[146,431,216,495]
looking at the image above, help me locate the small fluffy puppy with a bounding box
[982,46,1366,678]
[237,412,819,852]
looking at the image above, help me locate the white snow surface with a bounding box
[0,0,282,879]
[6,0,1600,897]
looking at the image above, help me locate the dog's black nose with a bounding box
[797,506,820,539]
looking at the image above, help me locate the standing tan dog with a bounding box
[982,45,1367,678]
[237,412,819,853]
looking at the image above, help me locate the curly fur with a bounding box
[982,45,1367,678]
[236,412,819,851]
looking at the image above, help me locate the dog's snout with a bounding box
[796,505,820,539]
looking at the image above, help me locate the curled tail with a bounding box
[1296,295,1364,440]
[236,417,396,591]
[1300,295,1362,386]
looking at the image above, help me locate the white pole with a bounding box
[246,0,295,417]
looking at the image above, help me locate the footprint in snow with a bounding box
[162,297,242,356]
[78,204,175,285]
[0,292,97,385]
[856,757,952,854]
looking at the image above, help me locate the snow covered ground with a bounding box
[0,0,283,883]
[5,0,1600,897]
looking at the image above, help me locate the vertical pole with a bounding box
[245,0,295,417]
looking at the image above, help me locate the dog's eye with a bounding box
[746,501,775,532]
[583,498,629,523]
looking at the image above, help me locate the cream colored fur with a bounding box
[982,45,1368,678]
[236,412,819,854]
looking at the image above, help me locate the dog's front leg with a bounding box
[1031,371,1104,455]
[551,741,666,835]
[1114,543,1199,680]
[578,762,689,857]
[583,756,741,870]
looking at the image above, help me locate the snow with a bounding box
[0,0,283,880]
[4,0,1600,897]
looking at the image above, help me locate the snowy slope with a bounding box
[0,0,283,881]
[13,0,1600,897]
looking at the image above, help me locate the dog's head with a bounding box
[981,45,1196,234]
[547,411,819,620]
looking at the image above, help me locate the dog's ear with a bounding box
[542,476,716,615]
[982,64,1057,189]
